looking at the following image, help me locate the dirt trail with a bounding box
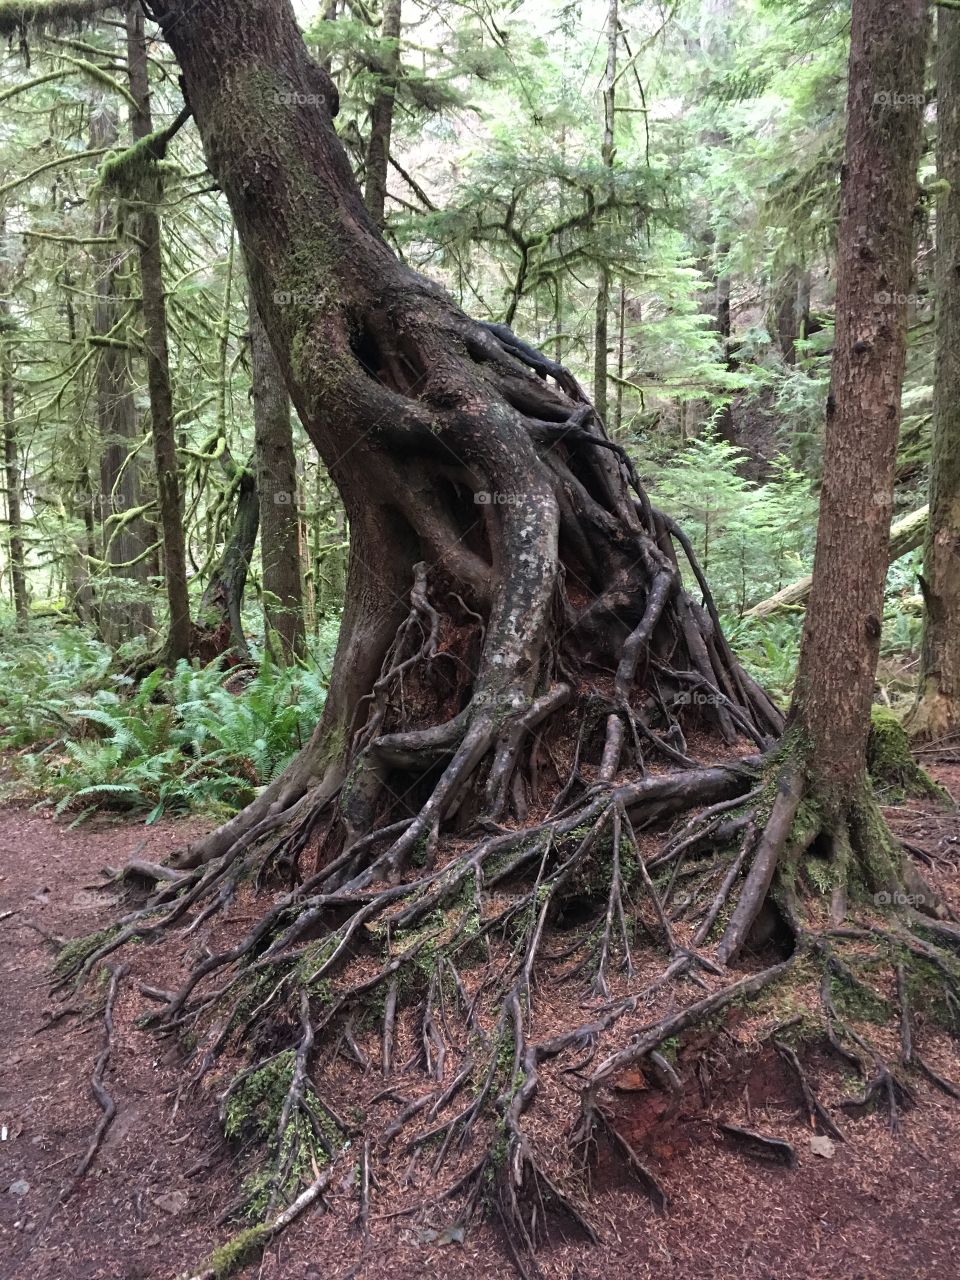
[1,781,960,1280]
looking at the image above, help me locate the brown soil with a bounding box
[2,772,960,1280]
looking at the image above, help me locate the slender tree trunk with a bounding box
[1,320,28,626]
[593,0,617,424]
[194,456,259,662]
[910,4,960,740]
[790,0,929,800]
[126,1,191,661]
[90,97,155,646]
[0,218,28,626]
[249,292,305,661]
[363,0,401,229]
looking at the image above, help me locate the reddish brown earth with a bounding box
[2,772,960,1280]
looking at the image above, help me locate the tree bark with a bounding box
[90,97,155,646]
[126,0,191,662]
[363,0,402,229]
[194,455,259,662]
[790,0,928,800]
[250,292,305,661]
[592,0,617,425]
[910,3,960,741]
[1,313,28,626]
[0,216,28,627]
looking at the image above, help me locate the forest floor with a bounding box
[2,771,960,1280]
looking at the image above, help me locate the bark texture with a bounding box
[363,0,402,229]
[790,0,928,800]
[90,97,155,646]
[911,4,960,741]
[250,293,305,661]
[126,1,191,661]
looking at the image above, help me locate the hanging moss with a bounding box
[0,0,106,37]
[867,706,948,803]
[94,128,170,198]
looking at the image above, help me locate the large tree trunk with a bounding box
[90,98,155,647]
[147,0,779,870]
[126,1,191,661]
[910,3,960,741]
[250,293,305,661]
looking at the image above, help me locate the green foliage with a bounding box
[2,629,332,820]
[651,427,817,616]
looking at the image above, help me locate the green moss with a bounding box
[52,925,121,980]
[0,0,103,36]
[207,1224,272,1279]
[94,129,169,198]
[867,706,948,803]
[829,971,890,1026]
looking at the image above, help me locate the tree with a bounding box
[910,1,960,741]
[0,222,27,626]
[124,0,191,661]
[57,0,951,1267]
[715,0,931,966]
[250,292,305,662]
[90,97,155,646]
[362,0,402,228]
[593,0,617,424]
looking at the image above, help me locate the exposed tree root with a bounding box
[60,961,128,1201]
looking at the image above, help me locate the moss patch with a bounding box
[867,706,948,803]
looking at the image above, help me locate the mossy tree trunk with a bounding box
[790,0,927,798]
[193,454,259,663]
[126,0,191,661]
[90,97,155,647]
[910,3,960,742]
[143,0,779,870]
[250,293,305,662]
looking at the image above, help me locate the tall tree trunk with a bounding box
[363,0,401,229]
[90,97,155,646]
[0,219,28,626]
[1,315,28,627]
[789,0,928,799]
[910,3,960,740]
[250,293,305,661]
[593,0,617,424]
[126,1,191,661]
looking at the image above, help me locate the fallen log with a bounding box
[745,505,928,620]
